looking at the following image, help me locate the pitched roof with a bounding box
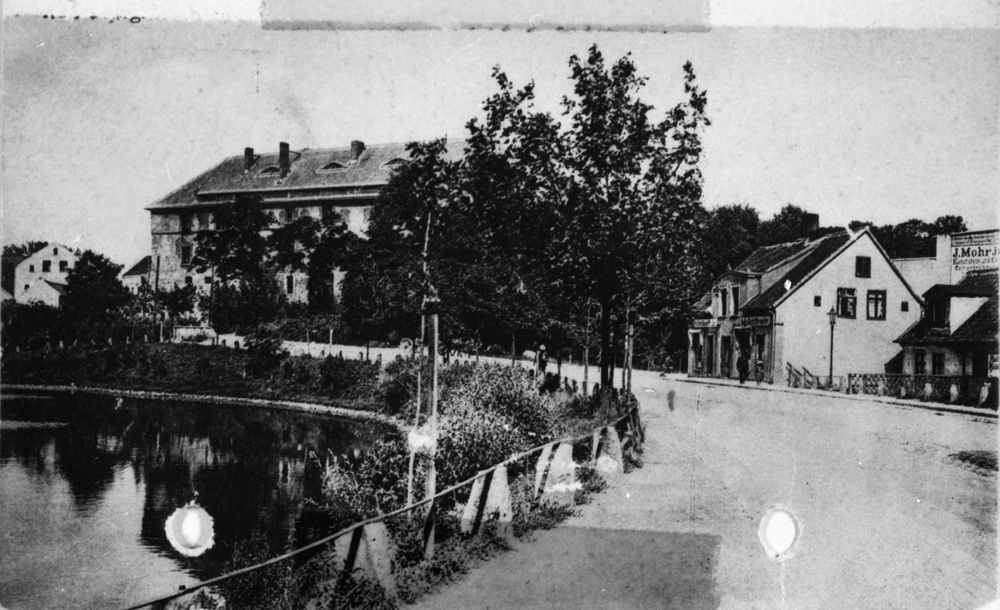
[741,231,852,313]
[736,240,811,273]
[949,296,998,344]
[148,140,466,209]
[43,280,66,294]
[122,255,152,277]
[895,269,998,346]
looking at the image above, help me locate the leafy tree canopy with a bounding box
[343,45,712,384]
[848,215,967,259]
[2,241,49,258]
[61,250,130,327]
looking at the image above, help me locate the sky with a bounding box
[2,14,998,266]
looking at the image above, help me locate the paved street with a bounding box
[408,373,997,610]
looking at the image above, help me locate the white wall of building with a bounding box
[777,234,921,379]
[19,280,63,307]
[14,243,77,302]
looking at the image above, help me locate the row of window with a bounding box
[181,274,319,299]
[27,260,70,273]
[178,207,369,234]
[718,285,741,317]
[914,351,946,376]
[816,288,907,321]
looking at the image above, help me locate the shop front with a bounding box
[734,315,773,382]
[688,318,717,377]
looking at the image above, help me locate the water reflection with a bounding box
[0,392,391,610]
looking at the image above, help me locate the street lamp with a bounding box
[827,307,837,387]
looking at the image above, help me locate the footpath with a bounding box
[406,369,996,610]
[215,333,995,421]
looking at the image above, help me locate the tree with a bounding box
[757,204,812,247]
[932,215,967,236]
[2,241,49,258]
[341,139,468,344]
[700,204,761,280]
[61,250,130,330]
[193,194,273,285]
[848,215,967,259]
[268,214,359,310]
[551,48,711,385]
[342,46,712,385]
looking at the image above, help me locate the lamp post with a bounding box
[827,307,837,387]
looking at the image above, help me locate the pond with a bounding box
[0,392,394,610]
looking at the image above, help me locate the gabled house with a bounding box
[120,255,152,294]
[689,227,923,385]
[13,243,78,307]
[145,140,463,306]
[19,280,66,308]
[894,269,998,379]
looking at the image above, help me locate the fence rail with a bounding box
[846,373,997,408]
[121,387,643,610]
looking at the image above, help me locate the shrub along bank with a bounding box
[216,363,630,610]
[1,342,383,409]
[2,343,636,610]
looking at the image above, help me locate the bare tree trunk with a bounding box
[600,300,612,386]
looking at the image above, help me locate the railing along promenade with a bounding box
[120,382,645,610]
[784,362,997,410]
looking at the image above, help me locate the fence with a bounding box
[121,386,644,610]
[785,363,846,392]
[846,373,997,409]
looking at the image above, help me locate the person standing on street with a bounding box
[736,350,749,385]
[536,344,548,378]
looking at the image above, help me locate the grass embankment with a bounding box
[1,342,383,411]
[3,343,640,610]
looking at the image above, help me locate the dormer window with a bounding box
[382,158,407,169]
[929,299,948,327]
[258,166,281,175]
[318,161,348,172]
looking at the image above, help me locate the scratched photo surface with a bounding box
[2,2,998,609]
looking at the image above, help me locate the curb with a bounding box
[0,384,409,433]
[670,377,998,420]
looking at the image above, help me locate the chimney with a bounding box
[279,142,290,178]
[243,147,254,172]
[351,140,365,161]
[802,213,820,236]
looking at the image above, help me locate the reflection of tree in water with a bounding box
[2,392,392,581]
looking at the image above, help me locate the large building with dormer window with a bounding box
[144,140,461,305]
[689,225,923,385]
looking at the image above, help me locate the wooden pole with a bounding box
[424,299,440,559]
[406,315,425,515]
[626,323,634,394]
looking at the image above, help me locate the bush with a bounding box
[320,356,380,400]
[376,357,420,416]
[243,335,289,379]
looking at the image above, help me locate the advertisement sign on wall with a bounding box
[952,230,998,272]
